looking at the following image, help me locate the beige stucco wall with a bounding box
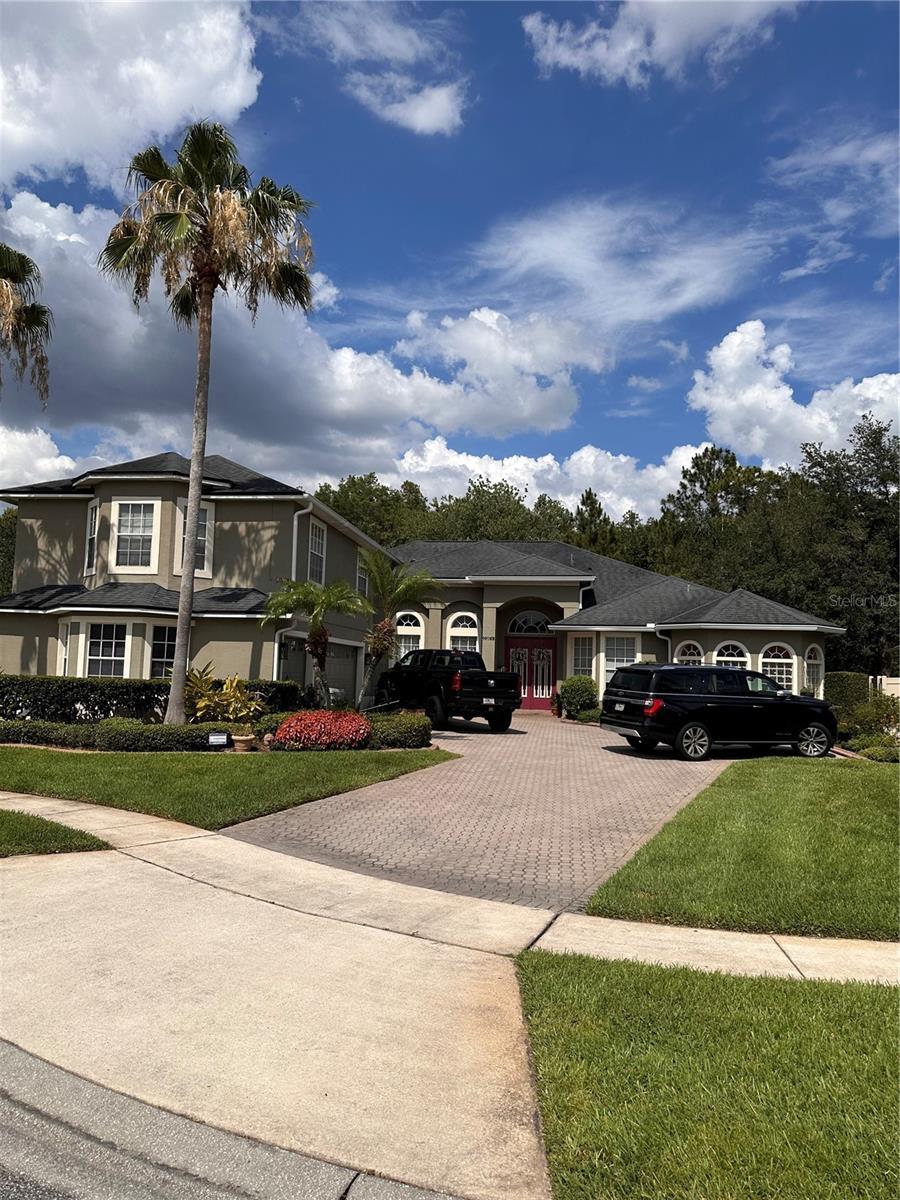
[12,499,89,591]
[211,500,294,591]
[0,614,55,674]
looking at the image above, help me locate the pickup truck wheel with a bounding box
[487,710,513,733]
[424,695,447,730]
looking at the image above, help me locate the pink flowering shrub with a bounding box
[273,709,372,751]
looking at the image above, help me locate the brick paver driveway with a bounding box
[226,713,732,911]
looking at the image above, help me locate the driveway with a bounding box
[227,712,731,911]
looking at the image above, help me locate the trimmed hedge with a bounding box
[845,731,898,752]
[0,719,98,748]
[0,717,241,751]
[273,710,372,751]
[823,672,870,711]
[368,712,432,750]
[559,675,599,717]
[574,707,603,724]
[0,673,311,723]
[857,745,900,763]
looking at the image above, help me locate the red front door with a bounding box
[506,637,557,710]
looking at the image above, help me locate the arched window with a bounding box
[508,610,550,635]
[395,612,423,657]
[761,643,795,690]
[805,645,823,697]
[448,613,479,652]
[715,641,748,670]
[675,641,703,665]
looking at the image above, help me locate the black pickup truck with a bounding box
[376,649,522,732]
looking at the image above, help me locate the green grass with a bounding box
[0,746,456,829]
[587,757,898,940]
[518,951,898,1200]
[0,808,109,857]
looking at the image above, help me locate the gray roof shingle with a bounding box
[0,582,267,615]
[657,587,843,629]
[554,577,726,628]
[394,540,587,578]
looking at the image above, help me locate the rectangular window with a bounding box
[84,500,98,574]
[58,623,70,676]
[605,636,636,684]
[573,635,593,676]
[87,622,127,677]
[356,551,369,597]
[114,502,155,568]
[150,626,177,679]
[308,520,326,584]
[181,505,209,573]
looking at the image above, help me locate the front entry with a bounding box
[506,637,556,710]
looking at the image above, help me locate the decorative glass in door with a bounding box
[532,648,552,699]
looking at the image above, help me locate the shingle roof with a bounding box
[555,577,726,628]
[498,541,665,603]
[0,582,268,615]
[0,453,303,498]
[394,540,587,578]
[656,587,843,630]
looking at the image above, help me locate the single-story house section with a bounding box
[392,540,845,709]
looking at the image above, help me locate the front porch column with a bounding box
[481,604,499,669]
[423,602,445,650]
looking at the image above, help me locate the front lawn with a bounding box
[518,951,897,1200]
[0,808,109,857]
[587,757,898,941]
[0,746,455,829]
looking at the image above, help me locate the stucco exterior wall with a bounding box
[0,614,55,674]
[188,618,275,680]
[12,499,88,591]
[211,500,294,591]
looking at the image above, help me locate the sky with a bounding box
[1,0,897,519]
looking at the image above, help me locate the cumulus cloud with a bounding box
[522,1,796,89]
[0,427,77,488]
[627,375,662,392]
[310,272,341,310]
[687,319,899,466]
[0,2,261,191]
[343,73,466,136]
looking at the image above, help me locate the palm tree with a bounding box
[356,551,441,708]
[98,121,314,724]
[0,242,52,405]
[264,579,372,707]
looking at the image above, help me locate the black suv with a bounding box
[602,663,836,761]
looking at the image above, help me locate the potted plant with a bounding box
[230,723,256,753]
[185,665,265,750]
[550,690,563,719]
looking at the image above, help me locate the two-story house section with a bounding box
[0,453,386,697]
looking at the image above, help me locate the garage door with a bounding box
[326,643,358,703]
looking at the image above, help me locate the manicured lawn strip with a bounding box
[0,809,109,857]
[587,758,898,941]
[0,747,456,829]
[518,951,897,1200]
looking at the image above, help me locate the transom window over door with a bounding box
[308,520,326,584]
[114,501,157,570]
[449,614,478,652]
[715,642,748,670]
[395,612,423,656]
[87,623,127,677]
[761,644,794,690]
[605,636,636,684]
[508,611,550,635]
[675,641,702,664]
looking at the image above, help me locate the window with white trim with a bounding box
[58,622,70,676]
[396,613,423,657]
[449,613,478,652]
[605,636,636,684]
[175,500,212,575]
[356,551,369,598]
[761,644,794,690]
[113,501,157,570]
[573,635,594,676]
[715,642,748,670]
[675,641,702,665]
[150,626,177,679]
[509,610,550,634]
[308,520,326,584]
[84,500,99,575]
[86,623,127,677]
[805,646,823,696]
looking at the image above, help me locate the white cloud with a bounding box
[627,375,662,392]
[522,1,795,89]
[310,272,341,310]
[343,73,466,136]
[687,319,899,466]
[874,260,896,294]
[658,338,689,363]
[0,427,76,488]
[0,2,261,191]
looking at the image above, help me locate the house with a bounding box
[0,456,844,708]
[0,453,385,699]
[391,540,844,708]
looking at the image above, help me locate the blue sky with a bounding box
[1,1,897,516]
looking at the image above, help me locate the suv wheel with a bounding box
[625,735,659,752]
[424,695,447,730]
[795,722,832,759]
[675,722,712,762]
[487,710,513,733]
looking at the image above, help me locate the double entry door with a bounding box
[506,637,556,710]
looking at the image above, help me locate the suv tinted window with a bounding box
[746,672,781,695]
[655,670,710,695]
[713,670,747,695]
[609,669,652,692]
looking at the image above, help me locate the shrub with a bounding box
[273,710,372,751]
[185,664,265,724]
[94,718,238,752]
[559,675,599,717]
[844,731,898,752]
[368,712,432,749]
[254,711,297,738]
[823,671,870,728]
[0,718,98,748]
[857,745,900,763]
[574,707,603,724]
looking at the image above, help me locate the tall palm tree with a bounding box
[0,242,52,405]
[356,551,441,708]
[264,579,372,707]
[98,121,314,724]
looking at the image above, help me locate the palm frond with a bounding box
[176,121,240,193]
[0,243,41,301]
[269,260,313,311]
[127,145,176,193]
[168,282,197,328]
[96,225,140,277]
[152,211,194,242]
[15,302,53,338]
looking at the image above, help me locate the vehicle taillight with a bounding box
[451,670,463,693]
[644,697,665,717]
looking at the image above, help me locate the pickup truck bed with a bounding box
[376,649,522,732]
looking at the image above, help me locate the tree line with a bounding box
[317,415,899,676]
